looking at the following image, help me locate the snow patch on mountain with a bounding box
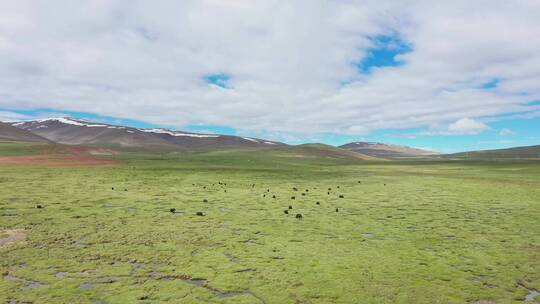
[140,128,220,138]
[241,137,259,143]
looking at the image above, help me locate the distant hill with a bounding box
[340,141,437,158]
[286,144,375,160]
[10,118,285,150]
[0,121,49,142]
[445,145,540,159]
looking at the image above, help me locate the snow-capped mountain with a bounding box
[10,118,285,150]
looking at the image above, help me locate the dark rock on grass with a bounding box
[139,295,149,300]
[169,208,176,213]
[305,189,309,192]
[36,205,43,209]
[196,212,205,216]
[289,205,293,209]
[272,195,276,199]
[336,208,339,212]
[328,188,332,191]
[316,201,320,205]
[295,214,303,219]
[339,195,344,198]
[111,187,114,190]
[292,187,298,191]
[291,196,295,200]
[203,199,208,203]
[284,210,289,214]
[358,181,361,183]
[124,188,128,191]
[327,192,330,195]
[301,193,306,196]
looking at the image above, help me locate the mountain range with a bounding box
[2,117,538,160]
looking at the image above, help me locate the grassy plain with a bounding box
[1,146,539,303]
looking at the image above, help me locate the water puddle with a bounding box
[55,272,69,278]
[4,275,44,290]
[20,282,43,290]
[526,289,540,301]
[178,275,265,302]
[79,283,94,290]
[519,283,540,302]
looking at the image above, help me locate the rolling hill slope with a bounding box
[446,145,540,159]
[340,141,437,158]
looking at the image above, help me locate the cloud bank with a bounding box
[0,0,539,136]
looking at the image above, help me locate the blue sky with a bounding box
[0,1,539,153]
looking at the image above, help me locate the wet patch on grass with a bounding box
[0,230,26,247]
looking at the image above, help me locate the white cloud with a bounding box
[447,118,490,135]
[418,118,490,136]
[0,1,539,136]
[499,128,515,136]
[0,111,32,122]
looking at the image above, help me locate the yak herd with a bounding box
[34,181,362,219]
[161,181,358,219]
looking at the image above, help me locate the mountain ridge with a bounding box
[10,117,284,150]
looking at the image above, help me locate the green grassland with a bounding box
[1,147,539,303]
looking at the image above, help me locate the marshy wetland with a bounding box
[1,148,539,303]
